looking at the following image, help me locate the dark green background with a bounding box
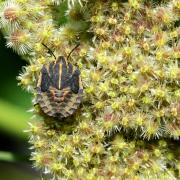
[0,32,39,179]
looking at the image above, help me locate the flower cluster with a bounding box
[85,0,180,140]
[0,0,179,179]
[28,120,179,179]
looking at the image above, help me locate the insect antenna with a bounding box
[42,43,56,60]
[67,43,80,60]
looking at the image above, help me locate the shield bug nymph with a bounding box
[36,44,83,119]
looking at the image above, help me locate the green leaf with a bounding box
[0,99,31,139]
[0,151,15,162]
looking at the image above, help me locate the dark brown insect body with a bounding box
[36,56,83,119]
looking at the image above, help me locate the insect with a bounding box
[36,44,83,119]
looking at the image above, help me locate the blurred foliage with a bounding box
[0,32,31,139]
[0,151,16,162]
[0,162,38,180]
[0,99,31,139]
[0,31,37,179]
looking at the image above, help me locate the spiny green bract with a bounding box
[0,0,179,179]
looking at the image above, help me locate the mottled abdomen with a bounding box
[36,56,83,119]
